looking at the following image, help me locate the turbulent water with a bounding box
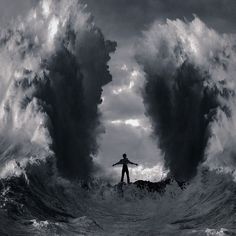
[1,168,236,235]
[1,0,236,235]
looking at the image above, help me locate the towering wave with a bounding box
[135,17,236,181]
[0,0,116,179]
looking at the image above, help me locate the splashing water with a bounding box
[0,0,116,179]
[136,17,236,181]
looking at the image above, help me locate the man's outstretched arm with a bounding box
[112,161,122,166]
[128,160,138,166]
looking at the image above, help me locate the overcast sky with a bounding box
[1,0,236,182]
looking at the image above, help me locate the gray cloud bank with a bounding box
[84,0,236,40]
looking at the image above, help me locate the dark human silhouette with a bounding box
[112,153,138,184]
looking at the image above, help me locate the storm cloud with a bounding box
[84,0,236,40]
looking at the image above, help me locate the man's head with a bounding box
[123,153,127,159]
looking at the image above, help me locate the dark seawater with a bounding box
[1,166,236,236]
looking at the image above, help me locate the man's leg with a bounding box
[121,169,125,182]
[126,170,130,184]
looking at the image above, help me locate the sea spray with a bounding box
[136,17,236,181]
[0,0,116,179]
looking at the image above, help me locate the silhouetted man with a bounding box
[112,153,138,184]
